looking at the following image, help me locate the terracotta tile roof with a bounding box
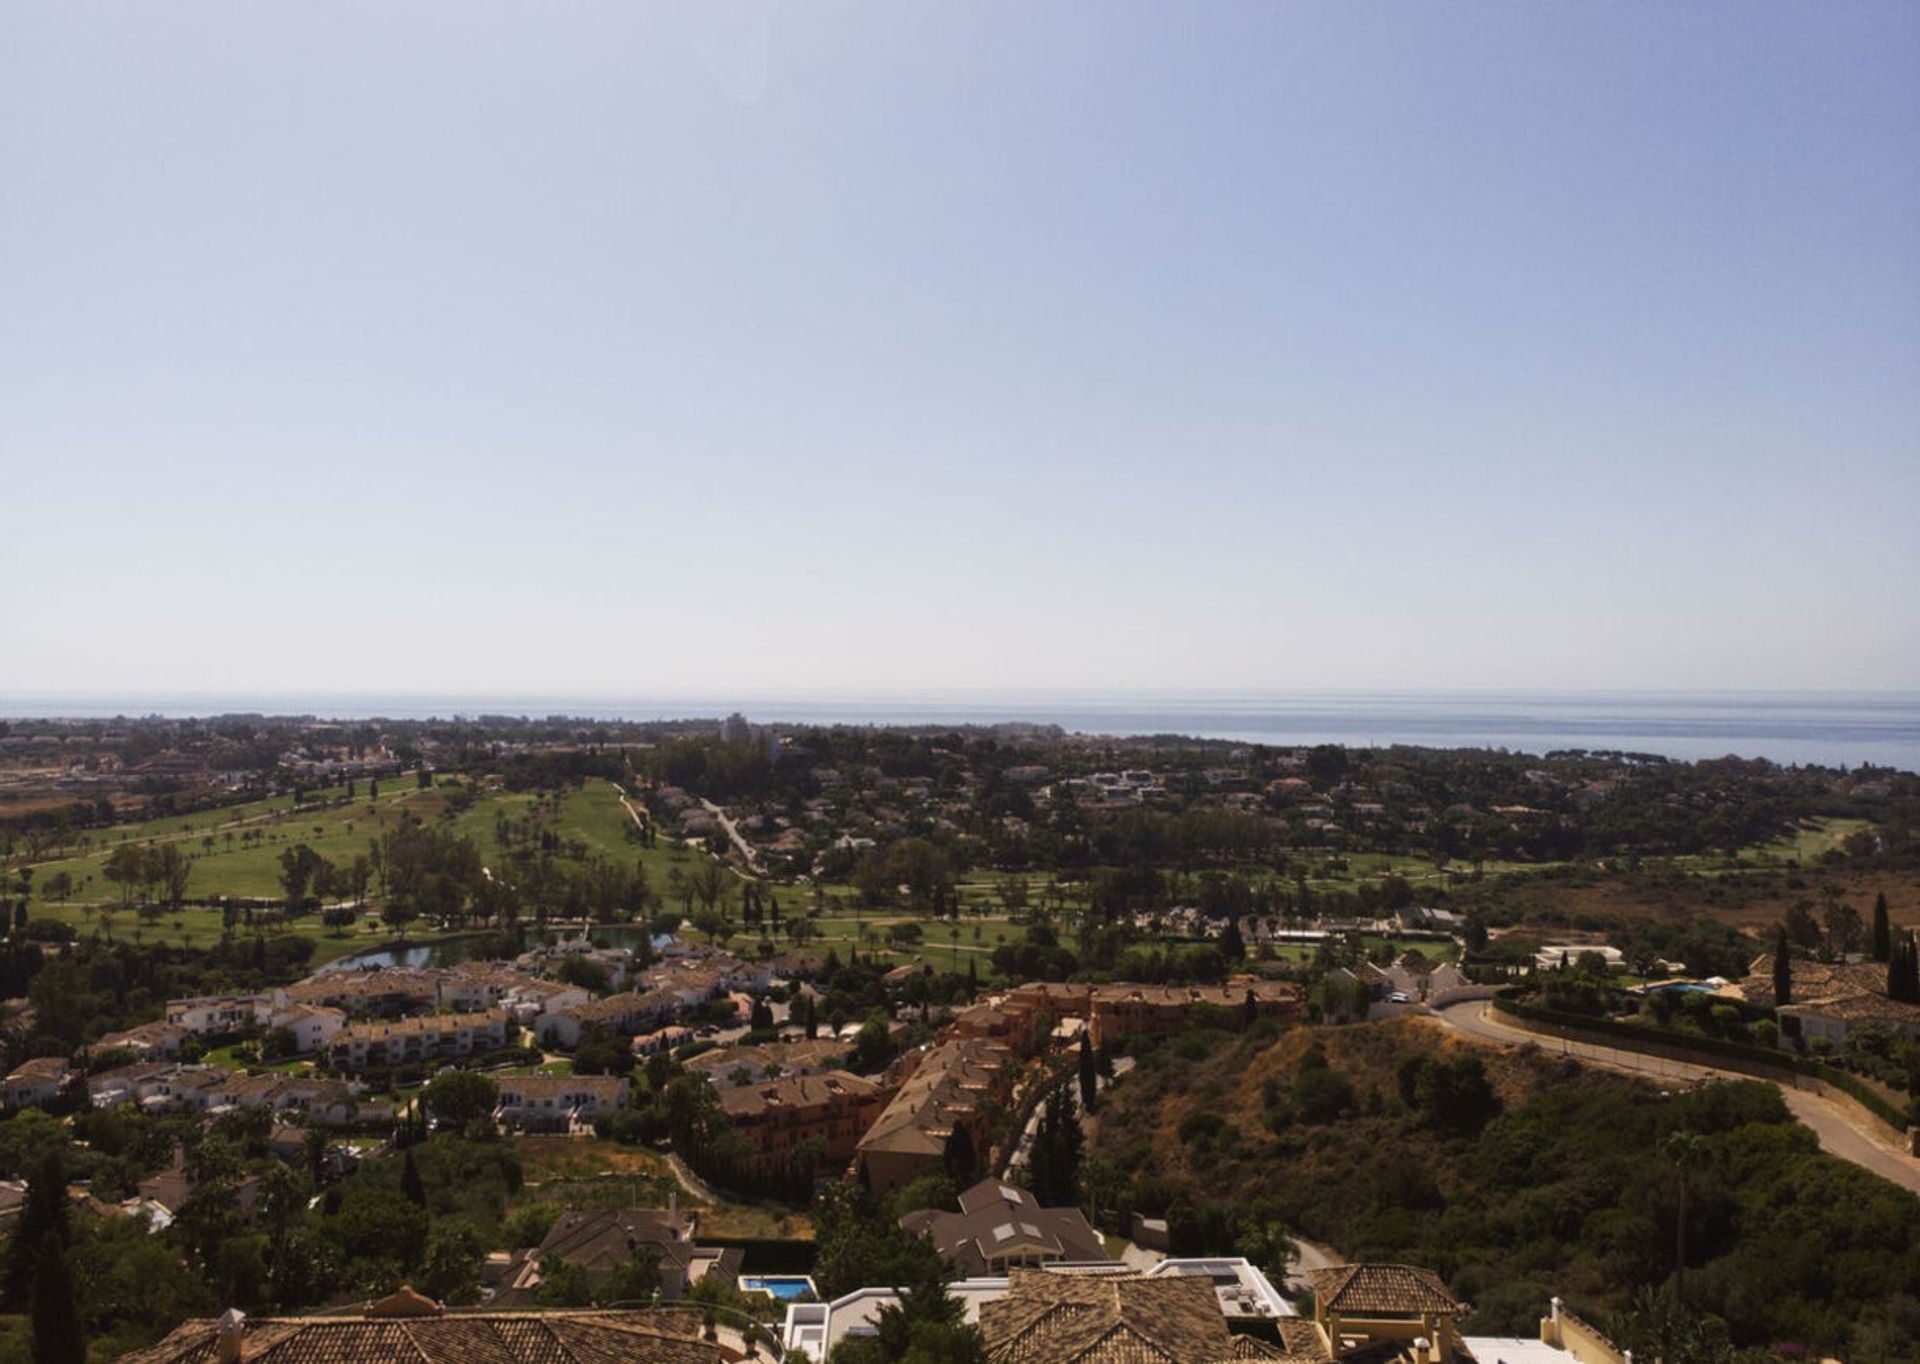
[114,1307,730,1363]
[900,1179,1109,1276]
[1305,1265,1462,1316]
[536,1209,697,1274]
[857,1037,1009,1157]
[1740,955,1889,1010]
[331,1009,507,1044]
[1276,1318,1329,1359]
[6,1057,69,1083]
[980,1267,1283,1362]
[494,1075,626,1105]
[95,1022,190,1051]
[1225,1339,1295,1361]
[684,1038,850,1081]
[715,1069,880,1119]
[1779,991,1920,1024]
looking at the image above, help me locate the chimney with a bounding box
[217,1308,246,1364]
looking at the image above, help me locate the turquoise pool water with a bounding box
[740,1275,815,1301]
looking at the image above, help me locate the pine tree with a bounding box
[29,1232,83,1364]
[1772,926,1792,1007]
[1873,893,1893,963]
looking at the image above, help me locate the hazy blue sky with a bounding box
[3,2,1916,700]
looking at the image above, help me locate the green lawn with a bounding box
[17,778,686,944]
[17,773,1502,974]
[1731,816,1866,867]
[1254,933,1460,965]
[201,1043,313,1075]
[23,779,426,905]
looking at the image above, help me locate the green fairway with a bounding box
[15,773,1492,973]
[15,778,689,952]
[1735,816,1867,865]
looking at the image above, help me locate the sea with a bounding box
[4,691,1918,773]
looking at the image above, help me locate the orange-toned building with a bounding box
[854,1037,1015,1193]
[716,1069,888,1174]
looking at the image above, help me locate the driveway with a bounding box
[1427,999,1920,1196]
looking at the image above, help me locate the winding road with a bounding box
[699,798,762,873]
[1427,999,1920,1195]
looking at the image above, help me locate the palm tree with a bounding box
[1661,1131,1711,1303]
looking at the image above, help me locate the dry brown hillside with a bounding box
[1474,866,1920,932]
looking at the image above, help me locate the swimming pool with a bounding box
[739,1275,816,1301]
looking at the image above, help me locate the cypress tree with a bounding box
[401,1149,426,1206]
[1078,1033,1098,1113]
[4,1151,67,1309]
[29,1232,83,1364]
[1030,1086,1083,1209]
[1873,893,1893,963]
[1772,926,1792,1007]
[942,1122,977,1184]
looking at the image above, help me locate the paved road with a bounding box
[1283,1235,1343,1294]
[1429,1000,1920,1195]
[699,798,762,873]
[1006,1057,1135,1174]
[610,782,649,837]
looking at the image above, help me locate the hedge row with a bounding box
[1491,991,1909,1133]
